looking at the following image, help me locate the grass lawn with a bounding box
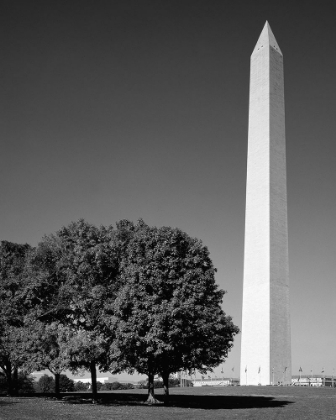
[0,386,335,420]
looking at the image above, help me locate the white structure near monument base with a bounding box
[240,22,291,386]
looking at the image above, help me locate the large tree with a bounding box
[24,220,119,400]
[17,319,71,396]
[0,241,32,395]
[108,220,239,403]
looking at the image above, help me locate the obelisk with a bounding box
[240,22,291,386]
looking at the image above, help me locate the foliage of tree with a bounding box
[35,373,74,393]
[0,241,32,395]
[23,220,119,399]
[15,319,71,396]
[107,220,239,403]
[103,381,134,390]
[0,372,7,394]
[58,374,75,392]
[35,374,55,393]
[168,378,180,388]
[138,378,180,389]
[73,381,90,391]
[0,371,35,395]
[95,381,103,391]
[0,219,239,404]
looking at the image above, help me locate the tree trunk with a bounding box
[4,361,13,396]
[90,360,97,401]
[161,371,170,404]
[13,367,18,396]
[55,373,60,398]
[146,373,160,404]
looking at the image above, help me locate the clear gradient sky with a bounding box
[1,0,336,380]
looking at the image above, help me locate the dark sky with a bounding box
[1,0,336,378]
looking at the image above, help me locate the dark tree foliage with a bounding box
[0,241,32,395]
[103,381,134,390]
[17,320,71,396]
[138,378,180,389]
[23,220,120,400]
[0,371,35,395]
[35,374,74,393]
[74,381,90,391]
[59,374,75,392]
[108,220,239,403]
[1,219,239,404]
[96,381,103,391]
[35,374,54,393]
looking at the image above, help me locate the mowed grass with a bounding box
[0,386,335,420]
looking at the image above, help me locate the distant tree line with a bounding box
[0,219,239,403]
[33,374,135,393]
[35,373,75,393]
[0,371,136,394]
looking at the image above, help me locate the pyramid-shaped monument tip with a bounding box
[252,21,282,56]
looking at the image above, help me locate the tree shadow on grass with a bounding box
[21,392,293,410]
[168,394,293,409]
[95,392,293,410]
[0,398,18,407]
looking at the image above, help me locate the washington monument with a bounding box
[240,22,291,385]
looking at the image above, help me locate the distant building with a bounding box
[73,377,110,384]
[324,377,336,388]
[72,376,139,385]
[291,375,335,387]
[193,377,239,387]
[291,377,322,387]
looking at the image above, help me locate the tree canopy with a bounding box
[0,241,32,395]
[0,219,239,402]
[23,220,119,398]
[107,220,239,402]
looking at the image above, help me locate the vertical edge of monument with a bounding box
[269,39,291,385]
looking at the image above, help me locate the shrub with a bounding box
[169,378,180,387]
[74,381,90,392]
[137,380,147,389]
[59,374,74,392]
[0,374,8,394]
[0,372,35,395]
[17,373,35,394]
[138,378,179,389]
[104,381,134,390]
[109,381,125,390]
[36,374,54,393]
[96,381,103,391]
[154,380,164,388]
